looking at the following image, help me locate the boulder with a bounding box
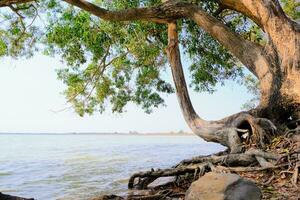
[185,172,261,200]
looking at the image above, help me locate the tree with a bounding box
[0,0,300,197]
[1,0,300,194]
[1,0,299,151]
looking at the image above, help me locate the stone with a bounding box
[91,194,124,200]
[185,172,261,200]
[225,179,262,200]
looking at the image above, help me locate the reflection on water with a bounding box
[0,134,223,199]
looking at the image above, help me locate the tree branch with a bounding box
[190,6,272,79]
[63,0,194,23]
[0,0,33,7]
[219,0,291,31]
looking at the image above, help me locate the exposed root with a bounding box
[128,148,283,190]
[206,112,278,154]
[291,162,299,187]
[128,162,211,189]
[125,124,300,200]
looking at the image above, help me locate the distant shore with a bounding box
[0,132,194,136]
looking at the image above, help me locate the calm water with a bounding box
[0,134,223,200]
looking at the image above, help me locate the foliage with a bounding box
[240,74,260,110]
[281,0,300,20]
[44,0,248,115]
[0,4,41,57]
[0,0,298,116]
[45,1,172,115]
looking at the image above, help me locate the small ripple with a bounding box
[64,155,98,164]
[0,189,18,193]
[0,172,12,176]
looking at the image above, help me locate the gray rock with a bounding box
[185,172,261,200]
[225,179,262,200]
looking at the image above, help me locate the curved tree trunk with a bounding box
[166,22,277,153]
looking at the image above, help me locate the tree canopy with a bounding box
[0,0,299,116]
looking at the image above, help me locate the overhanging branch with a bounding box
[63,0,195,23]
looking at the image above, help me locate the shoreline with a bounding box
[0,132,194,136]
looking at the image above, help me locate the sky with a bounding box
[0,54,253,133]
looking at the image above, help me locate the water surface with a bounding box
[0,134,223,199]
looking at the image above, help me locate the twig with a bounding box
[262,175,275,185]
[291,163,299,187]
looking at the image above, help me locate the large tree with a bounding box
[0,0,299,153]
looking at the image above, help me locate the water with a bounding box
[0,134,223,200]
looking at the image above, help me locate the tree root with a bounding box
[128,148,284,190]
[200,112,278,154]
[124,123,300,200]
[291,162,299,187]
[128,162,211,189]
[127,139,299,200]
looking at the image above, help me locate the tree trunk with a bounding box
[255,7,300,122]
[166,22,278,153]
[258,65,300,123]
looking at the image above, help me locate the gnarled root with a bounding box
[125,123,300,200]
[194,112,278,154]
[128,148,280,190]
[221,112,277,153]
[128,112,280,192]
[127,116,300,200]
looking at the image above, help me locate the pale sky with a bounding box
[0,54,253,133]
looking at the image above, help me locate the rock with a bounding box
[0,192,34,200]
[91,194,124,200]
[148,177,175,188]
[185,172,261,200]
[224,179,262,200]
